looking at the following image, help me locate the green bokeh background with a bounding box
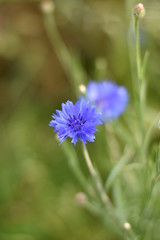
[0,0,159,239]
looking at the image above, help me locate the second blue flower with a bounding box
[86,81,129,122]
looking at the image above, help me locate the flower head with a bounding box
[49,99,102,145]
[133,3,145,19]
[40,0,55,13]
[86,81,129,122]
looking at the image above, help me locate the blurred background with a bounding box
[0,0,159,239]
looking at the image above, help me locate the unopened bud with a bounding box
[133,3,145,19]
[79,84,86,94]
[123,222,131,230]
[75,192,87,204]
[40,0,55,13]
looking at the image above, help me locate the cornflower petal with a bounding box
[49,99,102,145]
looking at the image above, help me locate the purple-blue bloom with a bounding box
[86,81,129,122]
[49,99,102,145]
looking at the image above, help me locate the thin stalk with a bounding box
[42,9,87,96]
[141,50,149,114]
[82,144,136,240]
[82,144,110,207]
[134,18,144,142]
[143,113,160,162]
[105,147,134,192]
[62,142,93,196]
[135,19,141,83]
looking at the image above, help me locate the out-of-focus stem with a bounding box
[134,18,144,143]
[42,6,86,96]
[135,19,141,83]
[62,142,93,196]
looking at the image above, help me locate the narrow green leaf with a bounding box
[105,148,134,192]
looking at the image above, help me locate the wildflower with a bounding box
[133,3,145,19]
[49,99,102,145]
[86,81,129,122]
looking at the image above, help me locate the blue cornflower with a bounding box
[86,81,129,122]
[49,99,102,145]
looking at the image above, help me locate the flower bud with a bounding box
[133,3,145,19]
[40,0,55,13]
[79,84,86,94]
[123,222,131,230]
[75,192,87,204]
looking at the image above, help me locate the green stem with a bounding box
[42,10,86,96]
[134,18,145,150]
[105,147,134,192]
[135,19,141,83]
[82,144,110,207]
[143,113,160,163]
[62,142,93,196]
[82,144,136,240]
